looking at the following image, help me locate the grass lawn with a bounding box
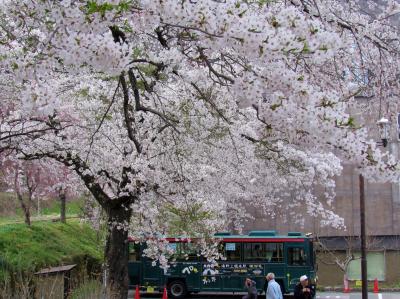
[0,220,103,280]
[40,199,83,216]
[0,195,84,225]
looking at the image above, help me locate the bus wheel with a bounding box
[168,280,187,299]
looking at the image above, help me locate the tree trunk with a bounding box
[104,203,132,299]
[59,190,66,223]
[16,192,31,226]
[24,207,31,226]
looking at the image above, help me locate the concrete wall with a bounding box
[316,250,400,287]
[316,251,345,287]
[385,251,400,285]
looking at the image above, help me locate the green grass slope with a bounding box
[0,221,103,279]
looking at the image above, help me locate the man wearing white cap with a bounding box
[294,275,316,299]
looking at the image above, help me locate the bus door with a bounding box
[263,243,285,292]
[220,242,243,292]
[285,243,309,291]
[242,242,266,291]
[128,243,142,287]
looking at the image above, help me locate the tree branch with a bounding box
[127,69,180,133]
[191,82,232,124]
[198,48,235,84]
[120,73,142,154]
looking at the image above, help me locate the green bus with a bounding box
[128,231,316,298]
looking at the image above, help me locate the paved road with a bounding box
[317,294,400,299]
[127,291,400,299]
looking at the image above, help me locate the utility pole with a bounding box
[359,174,368,299]
[356,117,390,299]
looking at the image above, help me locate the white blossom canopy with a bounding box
[0,1,399,257]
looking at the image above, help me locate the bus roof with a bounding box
[202,231,310,243]
[129,231,312,243]
[211,235,308,243]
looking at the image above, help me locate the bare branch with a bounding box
[198,48,235,84]
[190,82,232,124]
[162,22,223,38]
[127,69,180,133]
[120,73,142,154]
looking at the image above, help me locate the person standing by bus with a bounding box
[294,275,316,299]
[243,277,258,299]
[263,273,283,299]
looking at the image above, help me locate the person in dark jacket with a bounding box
[294,275,316,299]
[243,277,258,299]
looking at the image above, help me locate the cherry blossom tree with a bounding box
[1,157,42,226]
[0,0,399,298]
[0,153,81,225]
[37,160,82,223]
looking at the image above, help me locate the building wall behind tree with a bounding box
[317,250,400,287]
[245,158,400,237]
[243,143,400,286]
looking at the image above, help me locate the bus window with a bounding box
[129,243,140,261]
[265,243,283,263]
[288,247,306,266]
[224,243,241,261]
[168,242,177,253]
[244,243,265,261]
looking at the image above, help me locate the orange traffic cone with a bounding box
[343,275,350,293]
[162,287,168,299]
[134,285,140,299]
[373,278,379,293]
